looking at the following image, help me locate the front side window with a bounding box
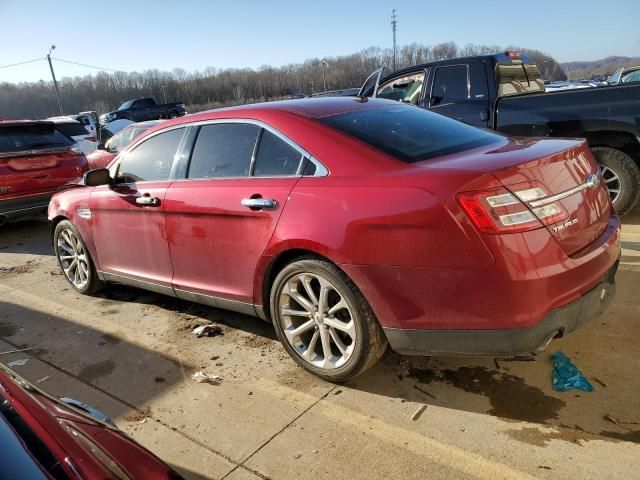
[622,70,640,84]
[608,69,623,84]
[377,72,425,105]
[431,65,468,106]
[253,130,302,176]
[116,128,184,183]
[188,123,259,179]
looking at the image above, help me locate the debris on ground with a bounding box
[604,414,639,431]
[48,270,63,276]
[7,358,29,367]
[191,371,221,385]
[494,355,536,369]
[411,405,427,421]
[592,377,607,387]
[0,347,32,356]
[414,385,436,400]
[36,376,50,384]
[551,351,593,392]
[192,324,223,338]
[124,405,152,422]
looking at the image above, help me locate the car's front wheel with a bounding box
[54,220,104,294]
[270,257,387,382]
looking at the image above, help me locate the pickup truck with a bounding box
[359,52,640,215]
[99,98,185,125]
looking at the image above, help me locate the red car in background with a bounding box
[48,98,620,382]
[87,120,164,170]
[0,120,88,226]
[0,363,182,479]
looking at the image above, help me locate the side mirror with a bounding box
[84,168,112,187]
[97,142,106,150]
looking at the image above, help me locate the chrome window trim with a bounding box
[111,118,328,184]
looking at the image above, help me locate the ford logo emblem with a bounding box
[585,173,600,190]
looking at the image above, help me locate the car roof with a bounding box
[0,119,55,128]
[125,119,166,129]
[175,97,395,125]
[46,116,81,124]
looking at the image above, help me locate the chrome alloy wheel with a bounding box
[57,228,90,289]
[600,164,621,204]
[278,273,356,370]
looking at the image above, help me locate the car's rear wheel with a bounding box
[270,257,387,382]
[168,110,179,119]
[54,220,104,294]
[592,147,640,216]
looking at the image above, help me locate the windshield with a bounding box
[0,125,74,153]
[496,62,545,97]
[321,104,501,163]
[117,101,133,111]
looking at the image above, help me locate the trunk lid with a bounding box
[435,137,610,256]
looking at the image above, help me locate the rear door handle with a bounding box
[241,198,277,210]
[135,195,160,206]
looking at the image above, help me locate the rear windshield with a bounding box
[55,122,89,137]
[320,105,500,163]
[496,62,545,97]
[0,125,74,153]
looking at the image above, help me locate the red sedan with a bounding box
[0,363,182,479]
[48,98,620,382]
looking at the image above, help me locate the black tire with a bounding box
[270,257,387,383]
[54,220,104,295]
[168,110,179,119]
[592,147,640,216]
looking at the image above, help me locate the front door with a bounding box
[164,123,305,309]
[90,127,186,290]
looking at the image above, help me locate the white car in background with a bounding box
[46,116,97,154]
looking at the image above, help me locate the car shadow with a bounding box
[0,218,52,256]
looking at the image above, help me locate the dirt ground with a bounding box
[0,205,639,479]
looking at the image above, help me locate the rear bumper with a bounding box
[0,193,52,222]
[384,261,618,356]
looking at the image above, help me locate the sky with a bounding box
[1,0,638,83]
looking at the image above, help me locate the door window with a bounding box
[431,65,469,106]
[253,130,303,176]
[188,123,259,179]
[377,72,425,105]
[116,128,185,183]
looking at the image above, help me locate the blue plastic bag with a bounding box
[552,351,594,392]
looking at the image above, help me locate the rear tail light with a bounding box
[457,184,567,234]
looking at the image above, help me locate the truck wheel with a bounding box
[592,147,640,216]
[168,110,179,119]
[270,257,388,383]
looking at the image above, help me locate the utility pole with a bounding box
[391,9,398,71]
[46,45,63,115]
[321,59,329,91]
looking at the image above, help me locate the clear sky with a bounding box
[1,0,638,83]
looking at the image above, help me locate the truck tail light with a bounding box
[457,185,567,234]
[506,51,521,59]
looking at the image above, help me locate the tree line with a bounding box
[0,42,567,119]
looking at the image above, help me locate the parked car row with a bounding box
[47,96,620,382]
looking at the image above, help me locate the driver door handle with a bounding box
[136,195,160,206]
[241,197,277,210]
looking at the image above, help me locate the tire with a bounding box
[592,147,640,217]
[54,220,104,295]
[168,110,179,119]
[270,257,387,383]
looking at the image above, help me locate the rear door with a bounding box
[426,62,490,127]
[164,121,308,308]
[90,127,187,289]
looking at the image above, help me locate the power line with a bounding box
[0,57,45,69]
[51,57,125,73]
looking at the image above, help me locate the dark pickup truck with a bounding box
[99,97,186,125]
[360,52,640,215]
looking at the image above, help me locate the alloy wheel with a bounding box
[278,272,356,370]
[57,228,90,289]
[600,164,621,204]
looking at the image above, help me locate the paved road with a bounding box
[0,207,639,479]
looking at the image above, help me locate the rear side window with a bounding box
[0,125,73,153]
[117,128,184,183]
[321,105,500,164]
[431,65,468,106]
[253,130,302,176]
[188,123,259,179]
[55,123,89,137]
